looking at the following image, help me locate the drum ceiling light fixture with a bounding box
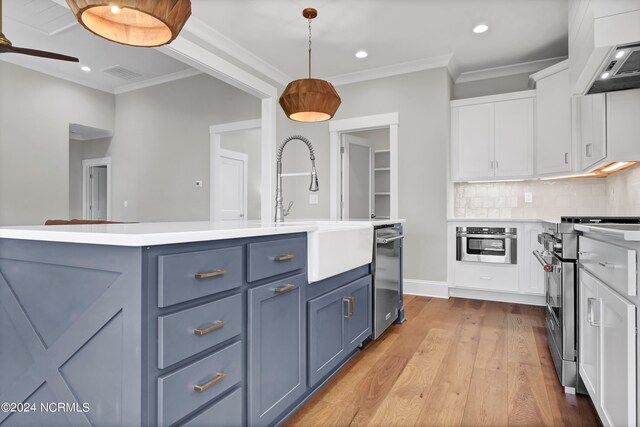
[279,8,341,122]
[66,0,191,47]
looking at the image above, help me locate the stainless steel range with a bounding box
[536,216,640,394]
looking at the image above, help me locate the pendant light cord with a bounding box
[308,18,312,79]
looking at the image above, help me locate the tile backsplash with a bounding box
[453,166,640,219]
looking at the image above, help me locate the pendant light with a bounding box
[66,0,191,47]
[279,8,341,122]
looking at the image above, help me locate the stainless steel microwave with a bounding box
[456,227,517,264]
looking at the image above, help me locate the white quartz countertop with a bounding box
[574,224,640,241]
[0,219,405,247]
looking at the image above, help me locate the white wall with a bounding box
[0,61,115,226]
[281,68,452,283]
[220,129,262,220]
[452,72,533,99]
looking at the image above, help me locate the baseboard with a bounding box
[403,279,449,299]
[449,287,545,306]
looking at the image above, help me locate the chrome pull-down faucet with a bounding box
[275,135,319,222]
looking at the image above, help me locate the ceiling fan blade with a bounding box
[2,45,79,62]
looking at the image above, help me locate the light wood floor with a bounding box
[285,296,600,427]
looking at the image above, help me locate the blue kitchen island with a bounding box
[0,221,387,427]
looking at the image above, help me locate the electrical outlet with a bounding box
[524,192,533,203]
[309,194,319,205]
[195,180,203,188]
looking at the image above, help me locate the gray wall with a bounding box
[281,68,452,282]
[220,129,262,220]
[0,61,115,226]
[69,137,112,219]
[452,72,532,99]
[111,73,260,222]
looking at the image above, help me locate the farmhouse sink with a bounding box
[303,221,373,283]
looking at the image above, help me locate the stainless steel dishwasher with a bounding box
[372,225,404,339]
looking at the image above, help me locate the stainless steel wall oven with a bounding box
[456,227,517,264]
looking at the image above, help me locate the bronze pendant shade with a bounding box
[66,0,191,47]
[279,8,341,122]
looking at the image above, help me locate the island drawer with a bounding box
[182,388,242,427]
[579,236,637,297]
[247,236,306,282]
[158,294,241,369]
[158,341,241,427]
[158,246,243,307]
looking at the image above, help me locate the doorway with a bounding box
[213,149,248,221]
[82,157,111,220]
[341,133,374,220]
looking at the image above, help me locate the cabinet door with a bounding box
[536,69,573,174]
[308,286,347,387]
[579,269,599,400]
[452,103,494,180]
[599,282,637,427]
[344,276,372,352]
[494,98,534,178]
[248,274,306,426]
[579,94,606,170]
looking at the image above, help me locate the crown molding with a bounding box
[114,68,202,94]
[182,17,291,87]
[324,53,456,87]
[455,56,567,83]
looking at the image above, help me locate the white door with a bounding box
[88,166,108,220]
[453,103,494,180]
[494,98,534,178]
[341,134,373,220]
[215,149,248,221]
[599,282,636,427]
[536,69,573,175]
[579,269,600,399]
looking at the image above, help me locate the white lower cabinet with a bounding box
[579,269,636,427]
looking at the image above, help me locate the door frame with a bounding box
[210,120,259,221]
[82,157,111,220]
[213,148,248,221]
[341,134,374,220]
[329,113,399,220]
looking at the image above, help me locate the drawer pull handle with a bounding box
[598,261,615,269]
[193,373,225,392]
[348,296,355,317]
[194,269,225,279]
[274,284,296,294]
[274,254,296,261]
[194,320,225,336]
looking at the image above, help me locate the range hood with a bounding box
[588,44,640,94]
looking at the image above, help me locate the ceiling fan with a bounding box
[0,0,78,62]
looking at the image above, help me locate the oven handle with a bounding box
[533,250,553,272]
[376,235,404,245]
[457,233,516,239]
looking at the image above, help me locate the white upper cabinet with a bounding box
[579,93,607,170]
[451,92,535,182]
[534,65,573,175]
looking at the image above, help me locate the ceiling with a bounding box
[1,0,195,93]
[190,0,569,82]
[1,0,569,92]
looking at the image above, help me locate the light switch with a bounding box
[524,192,533,203]
[309,194,319,205]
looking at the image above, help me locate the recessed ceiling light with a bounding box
[81,66,91,72]
[473,24,489,34]
[601,72,610,79]
[355,50,368,59]
[616,50,626,59]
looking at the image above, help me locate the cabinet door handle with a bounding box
[193,373,225,392]
[490,161,494,170]
[587,297,601,327]
[194,320,224,336]
[274,254,295,261]
[348,296,355,317]
[343,297,352,318]
[194,269,225,279]
[274,283,296,294]
[586,143,592,157]
[564,153,569,164]
[495,161,499,169]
